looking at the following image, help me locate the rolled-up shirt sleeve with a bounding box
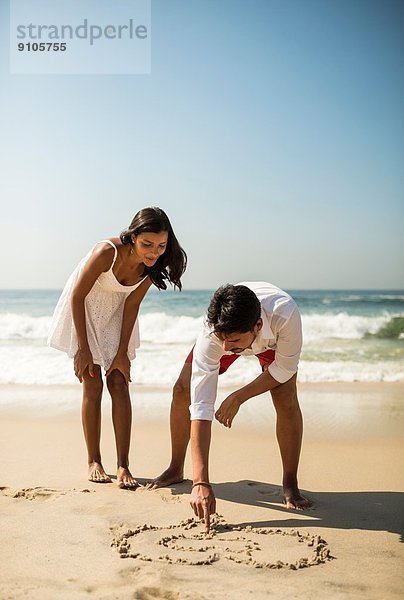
[268,306,302,384]
[190,326,223,421]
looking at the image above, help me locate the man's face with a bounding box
[215,319,263,354]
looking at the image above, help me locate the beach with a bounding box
[1,381,403,600]
[2,0,403,593]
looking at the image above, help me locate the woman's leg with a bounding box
[106,369,138,488]
[82,365,111,482]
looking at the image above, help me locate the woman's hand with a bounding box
[73,348,94,382]
[106,352,131,384]
[215,393,241,428]
[190,483,216,532]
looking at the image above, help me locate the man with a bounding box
[148,282,311,528]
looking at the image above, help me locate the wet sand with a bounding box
[0,382,403,599]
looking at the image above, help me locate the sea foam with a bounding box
[0,343,402,387]
[0,311,398,342]
[0,310,402,387]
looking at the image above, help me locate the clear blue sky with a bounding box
[1,0,403,289]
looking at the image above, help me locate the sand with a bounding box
[0,382,403,599]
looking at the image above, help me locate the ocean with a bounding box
[0,289,403,387]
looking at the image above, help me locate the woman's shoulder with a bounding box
[89,239,118,270]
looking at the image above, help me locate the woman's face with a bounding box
[132,231,169,266]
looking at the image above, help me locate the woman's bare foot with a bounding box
[146,466,184,490]
[117,467,139,489]
[88,462,112,483]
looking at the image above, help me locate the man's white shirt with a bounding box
[190,282,302,421]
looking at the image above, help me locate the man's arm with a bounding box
[190,327,223,421]
[189,420,216,532]
[191,420,211,483]
[215,369,281,428]
[215,306,302,428]
[189,327,222,530]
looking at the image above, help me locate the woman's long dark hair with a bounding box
[120,207,187,290]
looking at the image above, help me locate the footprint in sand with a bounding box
[133,588,178,600]
[136,487,181,504]
[0,486,64,501]
[0,486,93,501]
[155,489,181,504]
[133,587,206,600]
[111,515,333,571]
[246,482,279,496]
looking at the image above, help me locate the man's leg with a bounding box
[147,362,192,489]
[270,374,311,509]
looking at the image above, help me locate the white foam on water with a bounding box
[298,360,404,383]
[0,313,51,340]
[301,312,391,342]
[0,311,397,342]
[139,313,203,344]
[0,344,402,391]
[0,310,402,392]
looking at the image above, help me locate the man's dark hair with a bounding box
[207,284,261,334]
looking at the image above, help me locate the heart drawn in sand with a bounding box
[110,515,333,571]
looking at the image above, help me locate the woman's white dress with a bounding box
[47,240,147,370]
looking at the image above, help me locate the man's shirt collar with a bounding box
[243,310,274,356]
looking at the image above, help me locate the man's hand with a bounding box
[190,483,216,532]
[106,352,131,384]
[215,393,241,428]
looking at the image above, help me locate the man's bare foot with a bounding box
[88,462,112,484]
[117,467,139,489]
[146,467,184,490]
[283,484,312,510]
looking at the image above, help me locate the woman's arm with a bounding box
[117,277,152,356]
[105,276,152,382]
[71,244,115,381]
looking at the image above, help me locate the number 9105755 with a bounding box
[18,42,67,51]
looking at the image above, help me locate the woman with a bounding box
[48,207,187,488]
